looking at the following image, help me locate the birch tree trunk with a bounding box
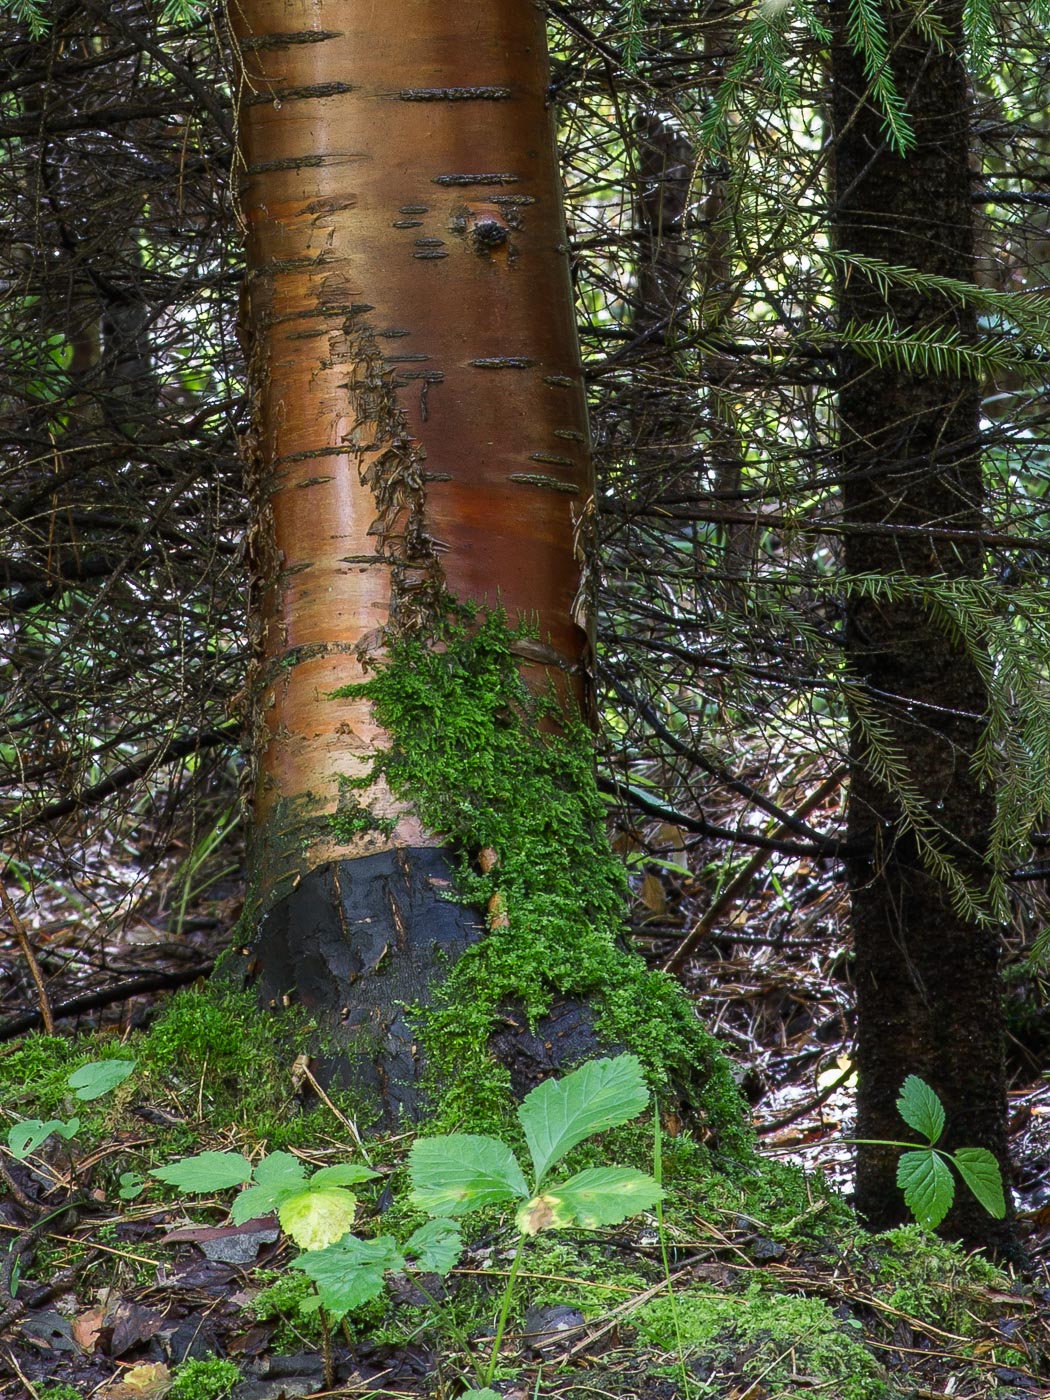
[231,0,594,1120]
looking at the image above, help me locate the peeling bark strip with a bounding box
[398,87,513,101]
[232,0,594,916]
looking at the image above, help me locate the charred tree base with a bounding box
[245,848,608,1126]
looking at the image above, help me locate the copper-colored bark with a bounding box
[232,1,593,906]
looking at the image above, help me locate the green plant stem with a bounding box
[411,1274,489,1387]
[653,1108,692,1400]
[844,1137,930,1149]
[484,1232,528,1387]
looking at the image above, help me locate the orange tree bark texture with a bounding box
[230,0,596,1117]
[831,0,1015,1252]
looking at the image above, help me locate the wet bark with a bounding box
[231,0,598,1118]
[831,0,1014,1250]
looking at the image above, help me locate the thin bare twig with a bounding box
[0,875,54,1034]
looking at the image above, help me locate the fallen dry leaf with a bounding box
[101,1361,172,1399]
[71,1306,104,1352]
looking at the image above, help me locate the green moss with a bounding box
[0,985,368,1199]
[862,1225,1007,1334]
[251,1268,325,1352]
[637,1280,893,1400]
[168,1355,241,1400]
[132,984,365,1151]
[36,1387,81,1400]
[333,604,750,1155]
[674,1155,855,1245]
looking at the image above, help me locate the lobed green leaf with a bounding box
[403,1217,463,1275]
[518,1053,650,1184]
[897,1148,954,1228]
[896,1075,945,1144]
[410,1133,529,1215]
[7,1117,79,1160]
[292,1234,403,1319]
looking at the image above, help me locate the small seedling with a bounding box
[4,1058,136,1161]
[852,1076,1006,1230]
[155,1053,662,1395]
[153,1149,379,1250]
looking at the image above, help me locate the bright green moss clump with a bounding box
[169,1355,242,1400]
[333,604,750,1154]
[638,1282,892,1400]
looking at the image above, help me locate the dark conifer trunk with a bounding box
[831,0,1014,1250]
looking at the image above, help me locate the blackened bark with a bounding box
[248,848,607,1124]
[831,0,1015,1250]
[250,849,483,1124]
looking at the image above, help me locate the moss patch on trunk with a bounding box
[332,603,750,1155]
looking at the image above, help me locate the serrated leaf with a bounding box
[953,1148,1006,1219]
[7,1117,79,1160]
[308,1163,378,1189]
[404,1217,463,1275]
[152,1151,253,1192]
[516,1166,663,1234]
[897,1148,954,1228]
[292,1233,403,1319]
[278,1187,359,1250]
[67,1058,136,1101]
[896,1075,945,1144]
[518,1054,650,1184]
[409,1134,528,1215]
[231,1150,307,1221]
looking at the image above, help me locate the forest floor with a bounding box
[2,789,1050,1400]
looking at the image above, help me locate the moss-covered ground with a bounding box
[1,982,1044,1399]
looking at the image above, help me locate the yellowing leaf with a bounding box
[278,1186,358,1250]
[639,872,666,913]
[516,1193,566,1235]
[817,1055,856,1091]
[103,1361,171,1399]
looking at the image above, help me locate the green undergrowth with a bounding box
[4,987,1035,1396]
[332,603,749,1154]
[858,1224,1007,1334]
[168,1355,242,1400]
[638,1281,891,1400]
[0,983,364,1164]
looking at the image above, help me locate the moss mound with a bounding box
[333,603,749,1153]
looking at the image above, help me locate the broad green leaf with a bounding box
[410,1134,528,1216]
[896,1075,945,1145]
[279,1187,359,1250]
[308,1163,379,1190]
[953,1148,1006,1219]
[292,1233,403,1319]
[404,1217,463,1275]
[67,1059,137,1101]
[153,1151,253,1192]
[118,1171,146,1201]
[7,1118,79,1160]
[231,1150,307,1221]
[461,1391,502,1400]
[518,1054,650,1184]
[897,1148,954,1228]
[516,1166,662,1234]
